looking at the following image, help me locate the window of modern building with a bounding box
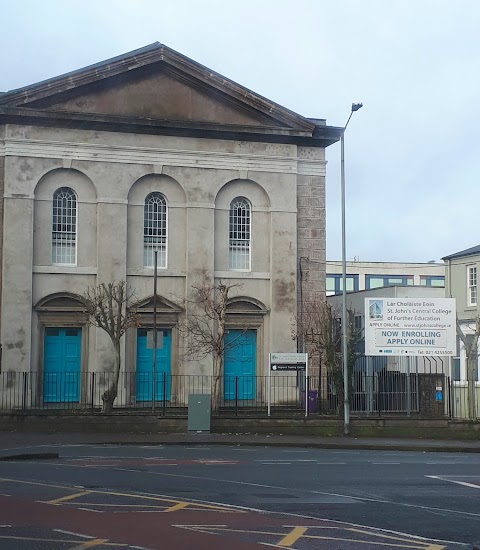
[420,275,445,287]
[354,315,362,332]
[144,192,167,268]
[451,357,461,381]
[365,275,414,290]
[52,187,77,265]
[326,274,359,296]
[229,197,250,271]
[467,265,477,307]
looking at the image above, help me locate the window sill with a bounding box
[33,266,97,275]
[127,268,186,277]
[214,270,270,279]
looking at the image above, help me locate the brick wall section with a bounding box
[296,148,326,374]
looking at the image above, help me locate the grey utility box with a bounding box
[188,394,211,433]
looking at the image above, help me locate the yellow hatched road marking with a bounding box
[164,501,190,512]
[176,525,442,548]
[347,528,445,549]
[48,491,93,505]
[69,539,111,549]
[0,535,121,546]
[89,488,243,512]
[0,477,243,513]
[277,526,308,547]
[71,500,193,512]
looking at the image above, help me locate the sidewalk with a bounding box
[1,430,480,456]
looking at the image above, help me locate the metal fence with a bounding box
[0,371,307,415]
[1,370,473,418]
[449,383,480,419]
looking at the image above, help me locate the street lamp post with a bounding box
[341,102,363,436]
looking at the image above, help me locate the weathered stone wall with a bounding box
[296,147,326,371]
[1,124,320,378]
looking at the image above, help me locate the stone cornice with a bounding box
[2,138,327,176]
[297,160,327,176]
[0,108,341,147]
[0,43,315,133]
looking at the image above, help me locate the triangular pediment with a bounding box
[134,294,182,313]
[30,70,283,127]
[0,43,314,132]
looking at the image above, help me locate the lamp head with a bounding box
[351,103,363,112]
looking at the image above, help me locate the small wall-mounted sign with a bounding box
[270,353,307,370]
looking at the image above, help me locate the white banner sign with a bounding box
[364,297,456,356]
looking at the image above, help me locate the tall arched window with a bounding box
[229,197,251,271]
[52,187,77,265]
[144,192,167,268]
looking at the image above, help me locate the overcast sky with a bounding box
[1,0,479,263]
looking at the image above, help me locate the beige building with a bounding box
[0,44,340,405]
[443,245,480,382]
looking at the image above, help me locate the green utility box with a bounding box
[188,394,211,433]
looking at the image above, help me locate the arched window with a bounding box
[229,197,251,270]
[144,192,167,268]
[52,187,77,265]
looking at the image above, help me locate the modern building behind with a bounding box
[326,260,445,296]
[327,285,447,374]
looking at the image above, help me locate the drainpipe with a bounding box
[299,257,308,353]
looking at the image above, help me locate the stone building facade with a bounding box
[0,44,340,405]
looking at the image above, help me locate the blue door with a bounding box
[224,330,256,400]
[136,329,171,401]
[43,327,81,403]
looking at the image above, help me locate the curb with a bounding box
[39,438,480,453]
[0,452,59,461]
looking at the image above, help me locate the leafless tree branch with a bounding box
[81,281,140,411]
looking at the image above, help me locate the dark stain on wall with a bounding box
[5,341,23,350]
[18,159,33,182]
[274,277,296,311]
[188,185,213,203]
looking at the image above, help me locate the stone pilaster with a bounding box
[297,148,327,375]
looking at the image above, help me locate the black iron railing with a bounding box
[0,371,463,418]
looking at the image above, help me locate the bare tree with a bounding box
[296,300,362,417]
[82,281,140,412]
[179,280,244,413]
[456,317,480,419]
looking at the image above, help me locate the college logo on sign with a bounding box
[369,299,383,320]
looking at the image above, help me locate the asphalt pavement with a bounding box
[1,432,480,548]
